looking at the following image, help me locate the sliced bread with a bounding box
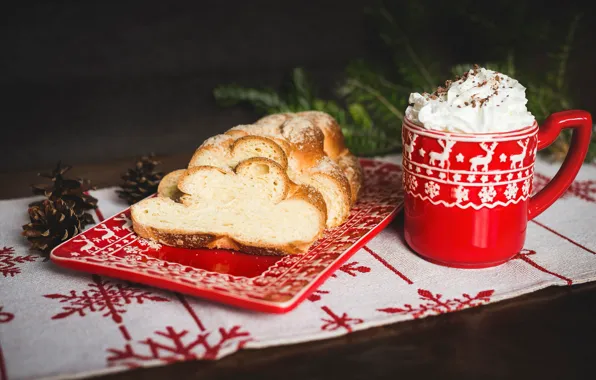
[131,111,362,255]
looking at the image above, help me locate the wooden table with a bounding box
[4,155,595,379]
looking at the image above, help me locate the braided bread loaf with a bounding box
[131,111,362,255]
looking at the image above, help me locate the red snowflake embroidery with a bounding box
[568,179,596,202]
[0,306,14,324]
[514,249,573,285]
[338,261,371,277]
[331,261,371,278]
[378,288,495,319]
[534,173,596,203]
[107,325,251,367]
[44,275,169,323]
[0,246,37,277]
[320,306,363,332]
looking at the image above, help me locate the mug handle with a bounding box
[528,110,592,219]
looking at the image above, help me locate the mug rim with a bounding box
[403,117,538,139]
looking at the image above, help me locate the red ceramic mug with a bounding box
[402,110,592,268]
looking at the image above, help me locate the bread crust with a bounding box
[131,224,315,256]
[135,111,362,255]
[296,111,347,159]
[337,153,363,205]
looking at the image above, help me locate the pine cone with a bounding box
[22,199,94,254]
[117,154,164,205]
[29,161,98,214]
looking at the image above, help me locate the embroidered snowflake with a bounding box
[1,247,37,277]
[439,172,446,179]
[406,175,418,191]
[453,185,469,203]
[424,181,440,199]
[320,306,363,333]
[408,163,413,170]
[467,174,476,183]
[499,153,507,162]
[533,173,596,202]
[456,153,464,162]
[494,174,502,182]
[480,175,489,183]
[453,173,462,182]
[415,167,421,173]
[426,169,433,175]
[478,186,497,203]
[378,289,495,319]
[107,325,251,364]
[44,275,169,323]
[517,172,523,179]
[522,178,532,195]
[337,261,371,277]
[504,182,518,200]
[419,148,426,157]
[507,173,514,180]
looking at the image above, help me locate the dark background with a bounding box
[2,0,594,173]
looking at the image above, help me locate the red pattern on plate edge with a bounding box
[50,159,404,313]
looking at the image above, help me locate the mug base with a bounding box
[415,253,511,269]
[404,193,526,270]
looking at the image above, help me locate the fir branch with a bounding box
[341,78,404,121]
[285,68,314,109]
[556,13,581,92]
[213,85,287,114]
[212,67,399,156]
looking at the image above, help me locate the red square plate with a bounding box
[51,158,403,313]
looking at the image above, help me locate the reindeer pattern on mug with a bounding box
[402,123,540,209]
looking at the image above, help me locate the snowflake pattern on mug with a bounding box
[522,178,532,196]
[424,181,440,199]
[453,186,469,204]
[402,120,538,209]
[478,186,497,203]
[504,182,519,200]
[406,175,418,191]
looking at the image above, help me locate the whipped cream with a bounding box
[405,67,535,133]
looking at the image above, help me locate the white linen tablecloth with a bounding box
[1,155,595,380]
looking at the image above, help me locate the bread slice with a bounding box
[187,114,359,228]
[157,169,185,201]
[132,111,362,255]
[132,158,327,255]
